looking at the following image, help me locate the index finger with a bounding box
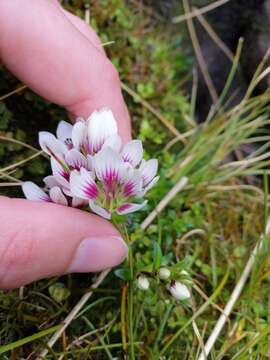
[0,0,131,141]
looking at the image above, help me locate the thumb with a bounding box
[0,197,127,289]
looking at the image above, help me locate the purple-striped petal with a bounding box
[139,159,158,186]
[56,121,73,148]
[22,181,50,202]
[51,158,70,188]
[121,140,143,167]
[72,196,87,208]
[72,119,89,153]
[70,168,99,200]
[116,200,148,215]
[122,170,142,198]
[65,149,88,170]
[49,186,68,206]
[39,131,67,156]
[88,108,118,152]
[143,175,159,194]
[43,175,59,189]
[89,200,111,219]
[93,147,126,187]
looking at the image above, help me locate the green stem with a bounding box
[126,227,135,360]
[128,280,135,360]
[113,222,136,359]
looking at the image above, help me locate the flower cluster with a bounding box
[22,108,159,219]
[137,267,191,301]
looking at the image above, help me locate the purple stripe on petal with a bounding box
[123,181,135,197]
[65,139,73,150]
[42,196,52,202]
[117,203,132,212]
[117,200,147,215]
[83,182,99,199]
[103,168,120,186]
[123,154,131,163]
[61,170,70,181]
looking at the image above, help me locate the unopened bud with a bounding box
[180,270,189,276]
[168,280,190,300]
[137,276,149,291]
[158,267,171,280]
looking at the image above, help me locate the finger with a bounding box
[63,10,106,54]
[0,196,127,289]
[0,0,131,141]
[51,2,106,55]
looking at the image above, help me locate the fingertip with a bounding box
[67,235,128,273]
[0,198,127,288]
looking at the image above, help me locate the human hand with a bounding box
[0,0,130,289]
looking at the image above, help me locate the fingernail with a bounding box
[67,236,128,273]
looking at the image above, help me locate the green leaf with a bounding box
[150,241,163,270]
[0,325,61,354]
[114,268,131,281]
[48,282,71,303]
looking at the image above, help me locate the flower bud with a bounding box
[158,267,171,280]
[168,280,190,300]
[137,276,150,291]
[180,270,189,276]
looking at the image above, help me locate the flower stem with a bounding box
[127,232,135,359]
[128,279,135,360]
[122,224,135,359]
[114,222,135,359]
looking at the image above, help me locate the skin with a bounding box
[0,0,131,289]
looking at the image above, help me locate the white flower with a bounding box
[70,146,149,219]
[22,181,66,206]
[72,108,118,155]
[158,268,171,280]
[137,276,150,290]
[168,280,190,300]
[22,107,159,219]
[39,120,73,156]
[22,181,85,208]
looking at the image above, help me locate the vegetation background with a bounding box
[1,0,270,358]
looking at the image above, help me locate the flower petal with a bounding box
[89,200,111,219]
[65,149,88,170]
[56,120,73,143]
[103,134,122,152]
[121,140,143,167]
[93,147,126,187]
[143,175,159,194]
[49,186,68,206]
[168,281,190,300]
[70,168,99,200]
[72,196,87,208]
[22,181,50,202]
[88,108,118,152]
[116,200,147,215]
[51,158,70,188]
[139,159,158,186]
[86,155,93,171]
[43,175,59,189]
[39,131,67,156]
[72,120,88,153]
[122,170,142,198]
